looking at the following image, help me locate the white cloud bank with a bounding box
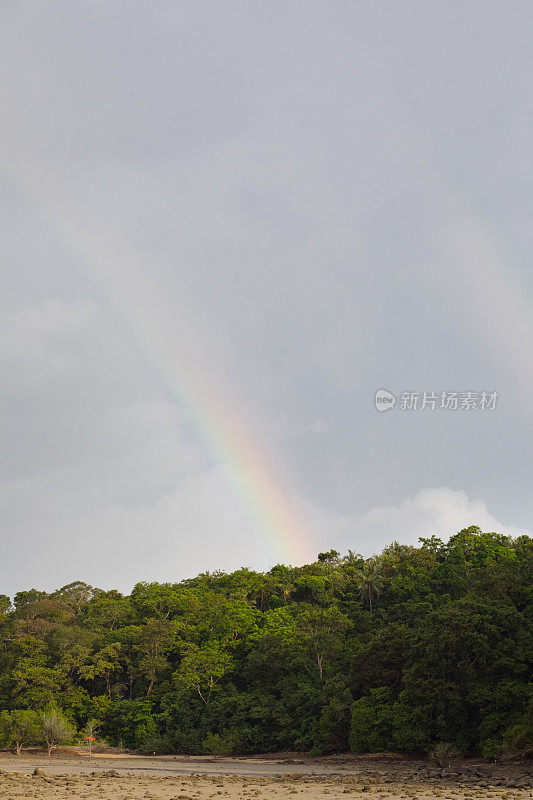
[2,458,526,598]
[302,487,530,557]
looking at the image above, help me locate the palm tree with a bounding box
[355,564,383,612]
[278,578,294,602]
[343,550,361,566]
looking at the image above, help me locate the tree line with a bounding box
[0,526,531,759]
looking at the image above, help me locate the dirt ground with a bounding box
[0,751,530,800]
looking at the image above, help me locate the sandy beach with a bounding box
[0,752,530,800]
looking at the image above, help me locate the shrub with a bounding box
[429,742,460,766]
[0,710,40,755]
[202,731,236,756]
[40,709,76,756]
[350,688,394,752]
[136,734,174,755]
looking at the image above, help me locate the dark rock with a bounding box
[474,767,492,777]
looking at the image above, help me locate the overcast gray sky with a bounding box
[1,1,532,598]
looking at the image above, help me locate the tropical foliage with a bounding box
[0,527,530,758]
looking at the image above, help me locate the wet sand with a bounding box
[0,752,530,799]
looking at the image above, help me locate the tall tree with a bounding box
[296,604,351,682]
[355,562,383,611]
[174,644,232,705]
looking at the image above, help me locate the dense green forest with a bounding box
[0,527,531,759]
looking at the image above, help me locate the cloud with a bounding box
[0,3,532,599]
[328,488,530,555]
[1,407,527,600]
[0,392,277,595]
[0,300,95,381]
[0,457,278,596]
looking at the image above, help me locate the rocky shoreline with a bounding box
[0,752,531,799]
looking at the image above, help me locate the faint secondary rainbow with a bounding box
[441,214,533,396]
[22,190,316,567]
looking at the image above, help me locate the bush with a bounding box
[480,738,502,761]
[429,742,460,766]
[202,731,236,756]
[350,688,394,752]
[103,700,154,748]
[168,728,205,754]
[0,710,40,755]
[389,701,430,753]
[40,709,76,756]
[501,722,533,755]
[136,735,174,755]
[350,688,434,754]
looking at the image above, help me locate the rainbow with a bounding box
[11,159,529,570]
[6,171,316,566]
[441,213,533,395]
